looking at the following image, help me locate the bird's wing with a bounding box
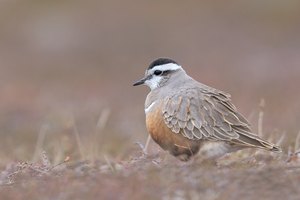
[162,87,280,151]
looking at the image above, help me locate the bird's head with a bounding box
[133,58,185,90]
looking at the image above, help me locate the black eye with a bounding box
[154,70,163,76]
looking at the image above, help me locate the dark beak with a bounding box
[133,76,149,86]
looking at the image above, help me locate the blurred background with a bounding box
[0,0,300,166]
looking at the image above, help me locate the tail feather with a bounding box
[237,135,282,152]
[232,126,282,153]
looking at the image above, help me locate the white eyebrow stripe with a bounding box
[145,101,157,114]
[150,63,182,72]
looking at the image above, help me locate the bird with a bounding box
[133,58,282,161]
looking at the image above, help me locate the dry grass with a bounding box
[0,147,300,200]
[0,106,300,200]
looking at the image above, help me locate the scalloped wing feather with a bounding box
[161,88,281,152]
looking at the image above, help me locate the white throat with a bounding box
[145,76,163,90]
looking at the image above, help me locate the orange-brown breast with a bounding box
[146,102,200,159]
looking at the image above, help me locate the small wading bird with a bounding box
[133,58,282,161]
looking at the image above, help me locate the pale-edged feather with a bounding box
[186,120,194,131]
[192,127,202,139]
[183,128,193,139]
[178,120,187,129]
[161,87,278,153]
[176,97,189,121]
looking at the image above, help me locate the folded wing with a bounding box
[162,88,281,152]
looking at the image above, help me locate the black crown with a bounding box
[148,58,178,70]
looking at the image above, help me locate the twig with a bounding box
[91,108,111,162]
[276,131,286,146]
[258,99,265,138]
[143,135,152,154]
[96,108,110,130]
[50,156,70,170]
[71,114,86,160]
[294,130,300,152]
[32,124,48,162]
[104,155,115,173]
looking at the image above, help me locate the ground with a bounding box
[0,149,300,200]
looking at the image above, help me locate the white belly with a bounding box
[199,141,240,159]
